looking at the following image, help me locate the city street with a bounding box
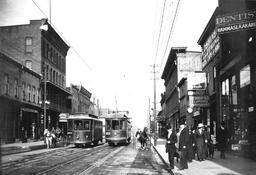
[1,141,170,175]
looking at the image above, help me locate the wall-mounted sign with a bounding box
[202,29,220,68]
[190,96,209,107]
[216,9,256,34]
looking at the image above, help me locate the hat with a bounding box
[198,123,204,128]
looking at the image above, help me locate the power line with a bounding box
[31,0,92,71]
[159,0,182,72]
[154,0,167,64]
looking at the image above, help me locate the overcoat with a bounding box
[166,132,177,153]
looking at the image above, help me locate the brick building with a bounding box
[0,19,71,141]
[0,51,41,143]
[198,0,256,157]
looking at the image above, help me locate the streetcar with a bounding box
[67,113,103,147]
[105,113,131,146]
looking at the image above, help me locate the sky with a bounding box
[0,0,217,129]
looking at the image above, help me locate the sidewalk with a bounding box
[1,140,67,156]
[152,138,256,175]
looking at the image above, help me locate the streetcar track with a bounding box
[35,144,112,175]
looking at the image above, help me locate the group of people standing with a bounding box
[135,127,149,150]
[43,126,62,149]
[165,121,229,170]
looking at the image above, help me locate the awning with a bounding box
[59,113,69,122]
[21,107,39,114]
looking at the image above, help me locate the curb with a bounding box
[152,144,174,175]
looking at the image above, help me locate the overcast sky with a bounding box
[0,0,217,129]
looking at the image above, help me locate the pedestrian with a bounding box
[51,127,56,148]
[165,126,177,170]
[174,128,180,163]
[208,134,215,158]
[217,121,229,159]
[195,123,206,161]
[204,125,210,158]
[135,128,142,149]
[140,127,148,150]
[56,125,62,142]
[178,122,189,170]
[44,127,52,149]
[187,128,195,162]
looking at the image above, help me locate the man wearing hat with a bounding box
[217,121,229,159]
[196,123,207,161]
[178,122,189,170]
[165,125,177,169]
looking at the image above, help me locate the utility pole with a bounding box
[152,64,157,146]
[148,98,151,147]
[43,65,47,131]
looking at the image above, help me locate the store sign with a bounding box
[216,9,256,34]
[191,96,209,107]
[202,29,220,68]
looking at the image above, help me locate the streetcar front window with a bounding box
[120,120,126,130]
[112,120,119,130]
[106,120,111,130]
[68,120,73,131]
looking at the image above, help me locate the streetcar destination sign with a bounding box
[216,9,256,34]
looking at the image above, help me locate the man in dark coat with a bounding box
[178,123,189,170]
[217,121,229,159]
[165,126,177,169]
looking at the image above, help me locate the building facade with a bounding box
[0,52,41,143]
[67,84,92,114]
[0,19,71,141]
[161,47,202,131]
[198,0,256,157]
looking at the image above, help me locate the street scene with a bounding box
[1,0,256,174]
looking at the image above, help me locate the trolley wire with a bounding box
[158,0,182,73]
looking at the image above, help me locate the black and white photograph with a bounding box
[1,0,256,174]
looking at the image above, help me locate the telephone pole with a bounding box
[151,64,157,146]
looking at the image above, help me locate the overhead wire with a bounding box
[153,0,167,64]
[158,0,182,73]
[31,0,92,71]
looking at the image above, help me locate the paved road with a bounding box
[1,142,172,175]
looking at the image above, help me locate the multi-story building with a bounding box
[0,19,71,140]
[161,47,202,130]
[67,84,92,114]
[0,51,41,143]
[198,0,256,157]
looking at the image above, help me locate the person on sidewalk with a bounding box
[44,127,52,149]
[140,127,148,150]
[195,123,206,161]
[188,128,196,162]
[165,126,177,169]
[178,122,189,170]
[217,121,229,159]
[135,128,142,149]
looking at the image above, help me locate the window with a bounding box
[231,75,237,105]
[120,120,126,130]
[46,65,49,80]
[74,120,83,130]
[22,82,26,100]
[4,74,9,95]
[240,65,250,88]
[32,86,35,103]
[112,120,120,130]
[14,79,18,97]
[84,120,90,130]
[213,67,216,91]
[27,85,31,102]
[25,37,32,53]
[37,88,40,104]
[25,60,32,70]
[106,120,111,130]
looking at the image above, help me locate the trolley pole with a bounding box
[43,65,47,131]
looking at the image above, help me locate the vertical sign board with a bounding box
[216,9,256,34]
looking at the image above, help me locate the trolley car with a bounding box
[67,113,103,147]
[105,113,131,145]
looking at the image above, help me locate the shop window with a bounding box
[240,65,250,88]
[231,75,237,105]
[25,37,32,53]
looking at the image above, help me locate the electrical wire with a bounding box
[158,0,182,73]
[31,0,92,71]
[154,0,167,64]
